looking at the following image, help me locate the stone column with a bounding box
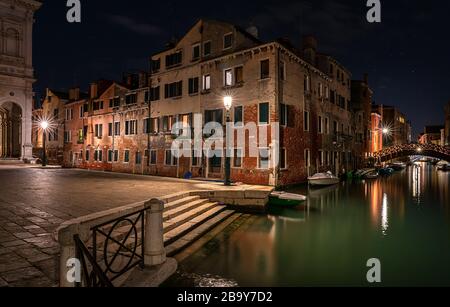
[144,199,166,267]
[22,91,34,160]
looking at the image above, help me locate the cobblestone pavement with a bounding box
[0,166,235,287]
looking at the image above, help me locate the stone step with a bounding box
[165,210,236,257]
[163,205,227,246]
[163,202,219,234]
[163,198,209,222]
[164,195,201,213]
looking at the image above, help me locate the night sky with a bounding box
[33,0,450,137]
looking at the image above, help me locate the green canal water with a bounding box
[164,163,450,287]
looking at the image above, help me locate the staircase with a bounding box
[162,194,236,256]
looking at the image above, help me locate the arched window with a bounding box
[5,28,20,56]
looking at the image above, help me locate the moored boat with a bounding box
[308,172,340,186]
[389,162,407,171]
[378,167,394,176]
[269,192,307,208]
[364,170,379,179]
[437,161,450,171]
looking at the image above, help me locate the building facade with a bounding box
[379,105,410,148]
[0,0,41,160]
[60,19,359,186]
[445,101,450,147]
[370,106,383,154]
[418,125,445,146]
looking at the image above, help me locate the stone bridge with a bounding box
[371,144,450,162]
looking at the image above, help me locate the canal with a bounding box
[164,163,450,287]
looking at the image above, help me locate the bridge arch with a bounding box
[371,144,450,163]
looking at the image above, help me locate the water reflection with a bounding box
[165,163,450,287]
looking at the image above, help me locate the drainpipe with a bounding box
[274,46,281,188]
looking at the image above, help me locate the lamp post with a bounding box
[223,96,233,186]
[40,121,49,167]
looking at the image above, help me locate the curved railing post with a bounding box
[144,199,166,267]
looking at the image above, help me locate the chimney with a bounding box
[69,87,80,101]
[302,35,317,65]
[90,83,98,99]
[246,26,259,39]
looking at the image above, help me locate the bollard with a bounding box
[144,199,166,266]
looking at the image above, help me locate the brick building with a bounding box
[377,105,411,148]
[370,105,383,154]
[60,19,358,186]
[418,125,445,146]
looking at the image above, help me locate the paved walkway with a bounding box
[0,165,266,287]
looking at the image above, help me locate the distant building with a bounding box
[418,125,445,146]
[370,105,383,153]
[60,19,358,186]
[351,74,373,162]
[0,0,41,160]
[380,105,410,147]
[445,101,450,146]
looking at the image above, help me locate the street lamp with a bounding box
[382,128,390,135]
[40,120,49,167]
[223,96,233,186]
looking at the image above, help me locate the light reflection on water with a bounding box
[164,163,450,287]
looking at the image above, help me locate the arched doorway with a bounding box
[0,102,22,158]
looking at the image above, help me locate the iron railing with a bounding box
[74,209,146,287]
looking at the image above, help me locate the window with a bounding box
[150,118,159,134]
[150,150,157,165]
[108,150,113,163]
[279,61,286,80]
[318,83,324,97]
[165,50,182,68]
[325,117,329,134]
[151,58,160,73]
[125,120,137,135]
[188,77,199,95]
[333,121,338,134]
[65,108,73,121]
[93,100,104,111]
[203,41,211,56]
[235,66,243,84]
[325,86,330,99]
[86,150,90,161]
[233,148,242,168]
[280,103,287,126]
[202,75,211,91]
[192,150,201,167]
[108,123,113,137]
[135,152,142,165]
[94,124,103,138]
[330,90,336,104]
[114,122,120,136]
[164,81,183,98]
[125,93,137,105]
[280,148,287,169]
[79,105,85,118]
[94,149,103,162]
[64,131,72,143]
[304,75,310,92]
[258,148,270,169]
[260,60,270,79]
[304,111,309,131]
[319,150,324,166]
[109,97,121,108]
[223,33,233,49]
[304,149,310,168]
[234,106,243,125]
[165,150,177,166]
[192,44,200,60]
[124,150,130,163]
[318,116,323,134]
[150,86,160,101]
[224,69,233,86]
[78,129,84,143]
[205,109,223,126]
[114,150,119,162]
[259,103,269,125]
[162,116,174,132]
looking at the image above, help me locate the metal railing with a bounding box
[73,209,146,287]
[58,198,166,287]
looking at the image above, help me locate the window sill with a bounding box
[259,77,271,82]
[201,90,211,95]
[189,93,199,97]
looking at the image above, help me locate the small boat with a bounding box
[364,170,379,179]
[378,167,394,176]
[389,162,407,171]
[269,192,307,208]
[437,161,450,171]
[354,168,376,178]
[308,172,340,186]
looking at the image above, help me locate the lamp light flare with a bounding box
[224,96,233,111]
[40,120,49,130]
[382,128,390,135]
